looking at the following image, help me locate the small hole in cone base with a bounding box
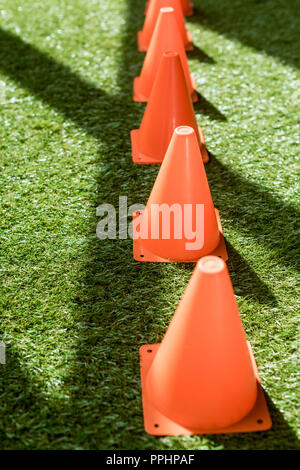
[154,424,159,428]
[147,349,152,353]
[160,7,174,13]
[140,254,144,258]
[257,419,263,424]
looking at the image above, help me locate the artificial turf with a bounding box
[0,0,299,450]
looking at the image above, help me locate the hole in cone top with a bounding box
[163,50,179,58]
[160,7,174,13]
[198,255,225,274]
[176,125,194,136]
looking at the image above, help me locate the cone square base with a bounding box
[198,126,209,163]
[131,126,209,164]
[140,342,272,436]
[132,208,228,262]
[137,30,194,52]
[133,76,198,103]
[185,2,194,16]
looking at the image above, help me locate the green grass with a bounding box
[0,0,299,450]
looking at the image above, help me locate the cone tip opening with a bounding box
[176,126,194,136]
[198,256,225,274]
[160,7,174,13]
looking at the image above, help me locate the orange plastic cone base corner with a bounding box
[133,76,198,103]
[185,30,194,51]
[137,30,147,52]
[191,76,198,102]
[184,1,194,16]
[133,77,147,102]
[131,126,209,165]
[140,342,272,436]
[131,129,160,164]
[198,126,209,163]
[132,208,228,262]
[137,30,194,52]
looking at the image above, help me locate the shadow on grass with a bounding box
[0,297,162,449]
[191,0,300,69]
[0,0,298,451]
[0,28,117,142]
[1,346,299,449]
[205,392,300,450]
[226,241,277,305]
[189,44,216,64]
[206,154,299,272]
[194,91,227,121]
[0,346,78,449]
[0,0,165,450]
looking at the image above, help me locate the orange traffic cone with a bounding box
[132,126,227,262]
[145,0,194,17]
[138,0,193,52]
[131,51,209,164]
[140,256,272,435]
[134,7,197,103]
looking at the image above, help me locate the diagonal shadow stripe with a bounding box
[0,0,298,449]
[191,0,300,69]
[0,27,114,141]
[188,0,300,129]
[206,154,299,272]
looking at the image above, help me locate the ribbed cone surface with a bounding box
[139,0,189,51]
[146,256,258,430]
[136,51,201,162]
[140,127,219,260]
[136,8,194,100]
